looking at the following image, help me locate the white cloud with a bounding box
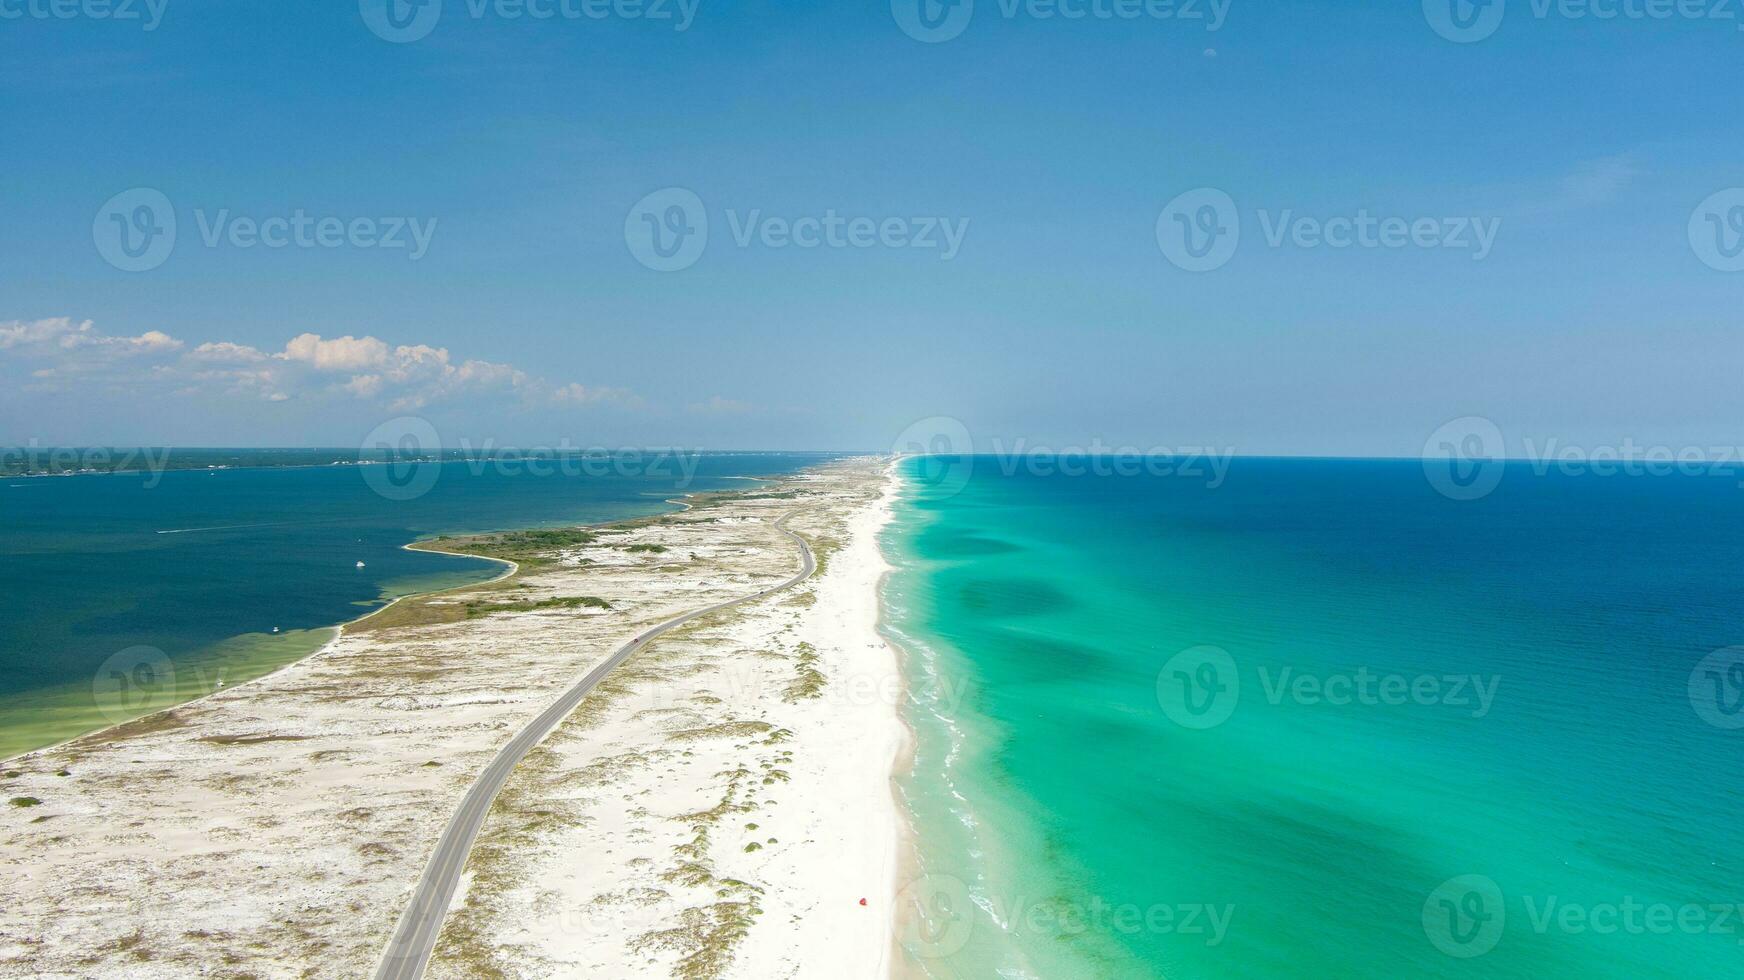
[279,333,389,372]
[0,317,636,415]
[189,341,268,363]
[341,374,384,399]
[0,317,182,357]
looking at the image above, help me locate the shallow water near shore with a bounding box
[0,452,834,759]
[884,456,1744,978]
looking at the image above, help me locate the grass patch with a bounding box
[782,642,825,703]
[9,796,41,807]
[630,901,763,980]
[668,721,773,744]
[463,528,600,563]
[462,595,611,619]
[805,533,844,577]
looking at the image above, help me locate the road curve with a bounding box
[374,512,815,980]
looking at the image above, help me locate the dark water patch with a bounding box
[914,525,1024,559]
[954,628,1119,690]
[952,576,1075,619]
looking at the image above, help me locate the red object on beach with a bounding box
[859,898,868,906]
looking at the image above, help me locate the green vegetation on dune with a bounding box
[430,528,601,568]
[782,643,825,703]
[462,595,611,618]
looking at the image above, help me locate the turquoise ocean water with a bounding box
[0,451,830,758]
[884,456,1744,978]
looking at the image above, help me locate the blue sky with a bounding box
[2,0,1741,454]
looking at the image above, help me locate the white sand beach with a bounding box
[0,457,903,979]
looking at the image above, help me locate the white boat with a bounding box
[356,561,367,568]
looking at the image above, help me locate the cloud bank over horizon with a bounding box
[0,317,677,445]
[1,317,637,414]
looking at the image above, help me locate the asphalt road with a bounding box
[373,512,815,980]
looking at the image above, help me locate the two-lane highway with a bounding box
[374,512,815,980]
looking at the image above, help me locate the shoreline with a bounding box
[418,456,906,978]
[0,546,519,767]
[0,485,743,765]
[0,457,904,977]
[875,460,928,979]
